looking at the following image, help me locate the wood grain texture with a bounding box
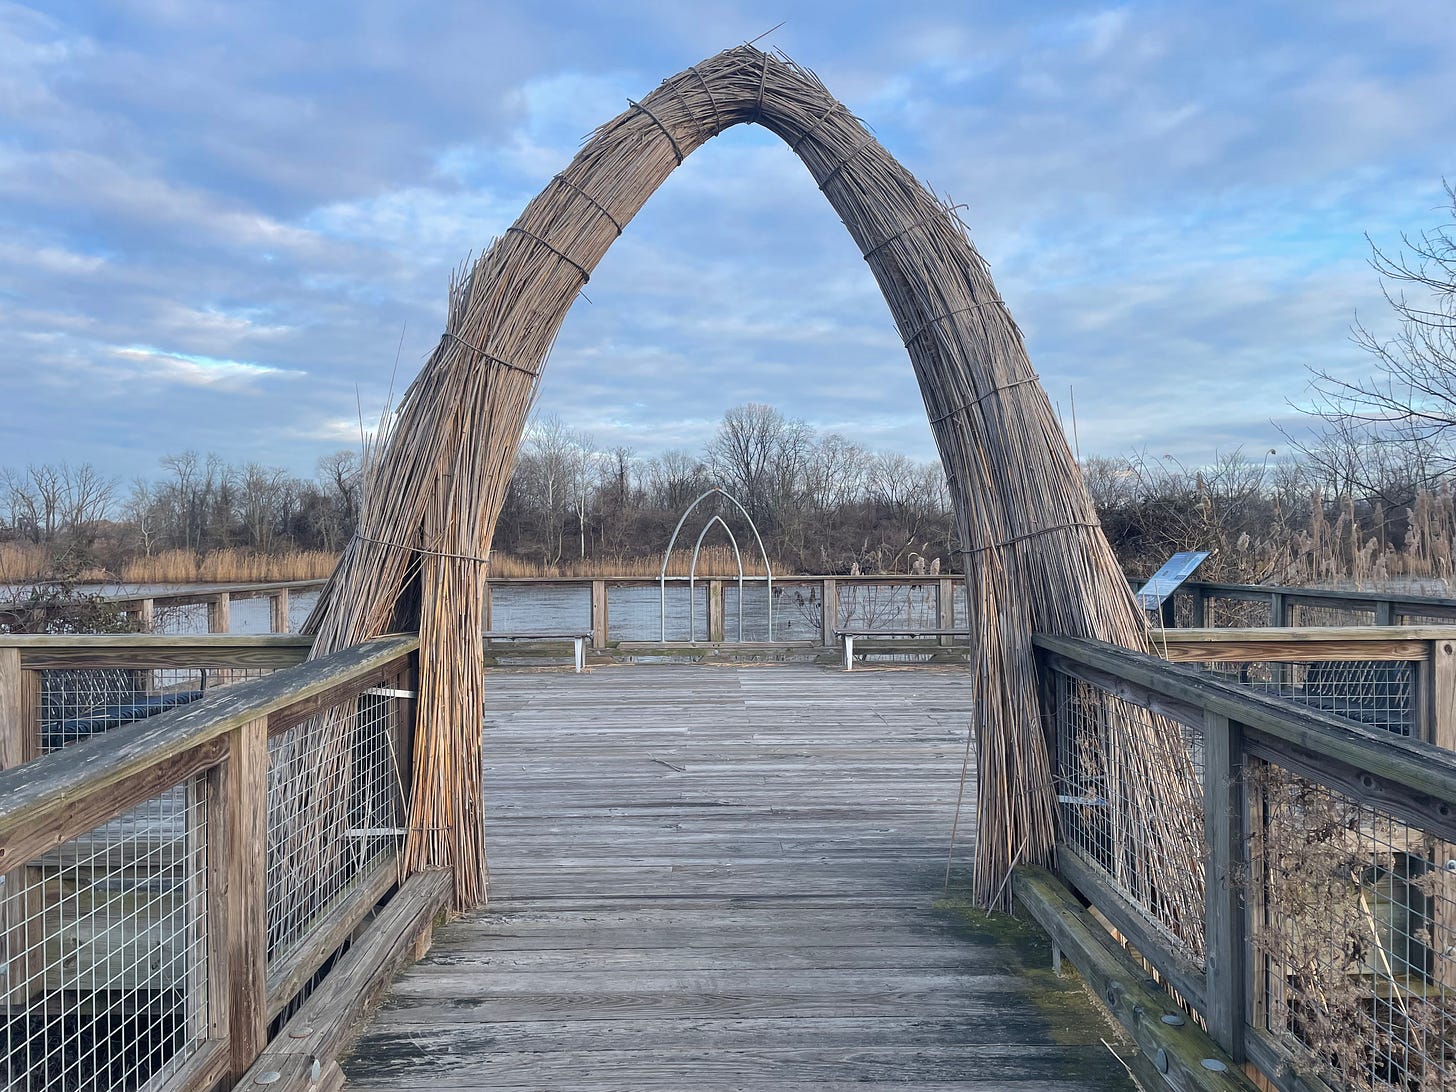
[343,665,1137,1089]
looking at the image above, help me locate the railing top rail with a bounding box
[0,632,315,650]
[1156,625,1456,643]
[1143,575,1456,611]
[96,577,330,600]
[1034,632,1456,807]
[481,573,950,584]
[0,633,418,856]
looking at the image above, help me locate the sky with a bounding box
[1,0,1453,482]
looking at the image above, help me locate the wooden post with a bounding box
[136,598,155,632]
[1159,595,1176,630]
[268,590,290,634]
[1268,592,1287,628]
[1430,640,1456,994]
[1202,710,1247,1061]
[0,649,29,770]
[1374,599,1395,626]
[591,579,608,648]
[393,655,418,833]
[1189,584,1207,628]
[207,593,231,635]
[820,578,838,648]
[938,577,954,646]
[707,580,724,643]
[209,716,268,1082]
[0,651,40,1007]
[482,581,493,632]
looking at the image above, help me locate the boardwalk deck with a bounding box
[344,665,1135,1090]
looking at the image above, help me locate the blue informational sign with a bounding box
[1134,551,1211,610]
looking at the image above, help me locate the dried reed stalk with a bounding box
[305,45,1203,927]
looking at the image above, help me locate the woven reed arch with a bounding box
[307,44,1203,924]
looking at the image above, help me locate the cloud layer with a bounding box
[1,1,1452,479]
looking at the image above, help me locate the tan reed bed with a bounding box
[305,45,1202,928]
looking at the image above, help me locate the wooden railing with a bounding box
[0,633,448,1091]
[1149,578,1456,630]
[1024,631,1456,1091]
[102,579,329,634]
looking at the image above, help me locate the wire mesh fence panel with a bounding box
[1198,660,1416,738]
[835,583,938,630]
[1200,596,1274,628]
[147,603,209,636]
[1,780,209,1092]
[1399,612,1456,626]
[1249,761,1456,1089]
[39,666,274,754]
[488,583,590,632]
[607,584,708,642]
[1053,672,1206,963]
[264,692,404,972]
[724,583,819,642]
[1291,603,1379,628]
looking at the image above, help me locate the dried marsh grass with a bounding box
[121,548,338,584]
[307,45,1196,920]
[489,546,781,579]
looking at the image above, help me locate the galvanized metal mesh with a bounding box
[39,666,272,753]
[1250,761,1456,1089]
[1199,659,1416,738]
[488,583,591,632]
[264,691,404,970]
[725,582,818,642]
[835,582,939,630]
[1,780,209,1091]
[1292,602,1379,628]
[1053,671,1205,962]
[606,583,708,641]
[1188,594,1269,628]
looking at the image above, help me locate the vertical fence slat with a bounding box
[210,714,269,1081]
[0,649,26,770]
[820,578,838,647]
[707,580,724,643]
[591,579,608,648]
[208,592,232,634]
[269,590,290,633]
[1202,710,1247,1061]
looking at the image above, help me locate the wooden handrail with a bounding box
[1035,632,1456,814]
[0,633,418,861]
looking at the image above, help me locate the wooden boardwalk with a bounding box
[344,665,1135,1090]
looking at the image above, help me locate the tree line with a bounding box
[4,186,1453,585]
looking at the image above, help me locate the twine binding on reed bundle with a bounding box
[305,43,1203,935]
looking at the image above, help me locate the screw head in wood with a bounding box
[255,1073,282,1086]
[1201,1058,1228,1072]
[1155,1049,1169,1073]
[1160,1013,1185,1026]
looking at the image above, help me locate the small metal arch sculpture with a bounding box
[659,487,773,641]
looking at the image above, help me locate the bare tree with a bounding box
[1301,183,1456,478]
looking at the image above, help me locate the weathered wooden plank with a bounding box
[233,870,451,1091]
[346,665,1135,1090]
[1202,711,1246,1061]
[212,716,268,1083]
[1160,638,1426,663]
[266,855,399,1019]
[1014,866,1256,1092]
[1056,849,1207,1011]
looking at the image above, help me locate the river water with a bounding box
[12,579,972,640]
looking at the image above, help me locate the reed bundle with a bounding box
[306,45,1202,926]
